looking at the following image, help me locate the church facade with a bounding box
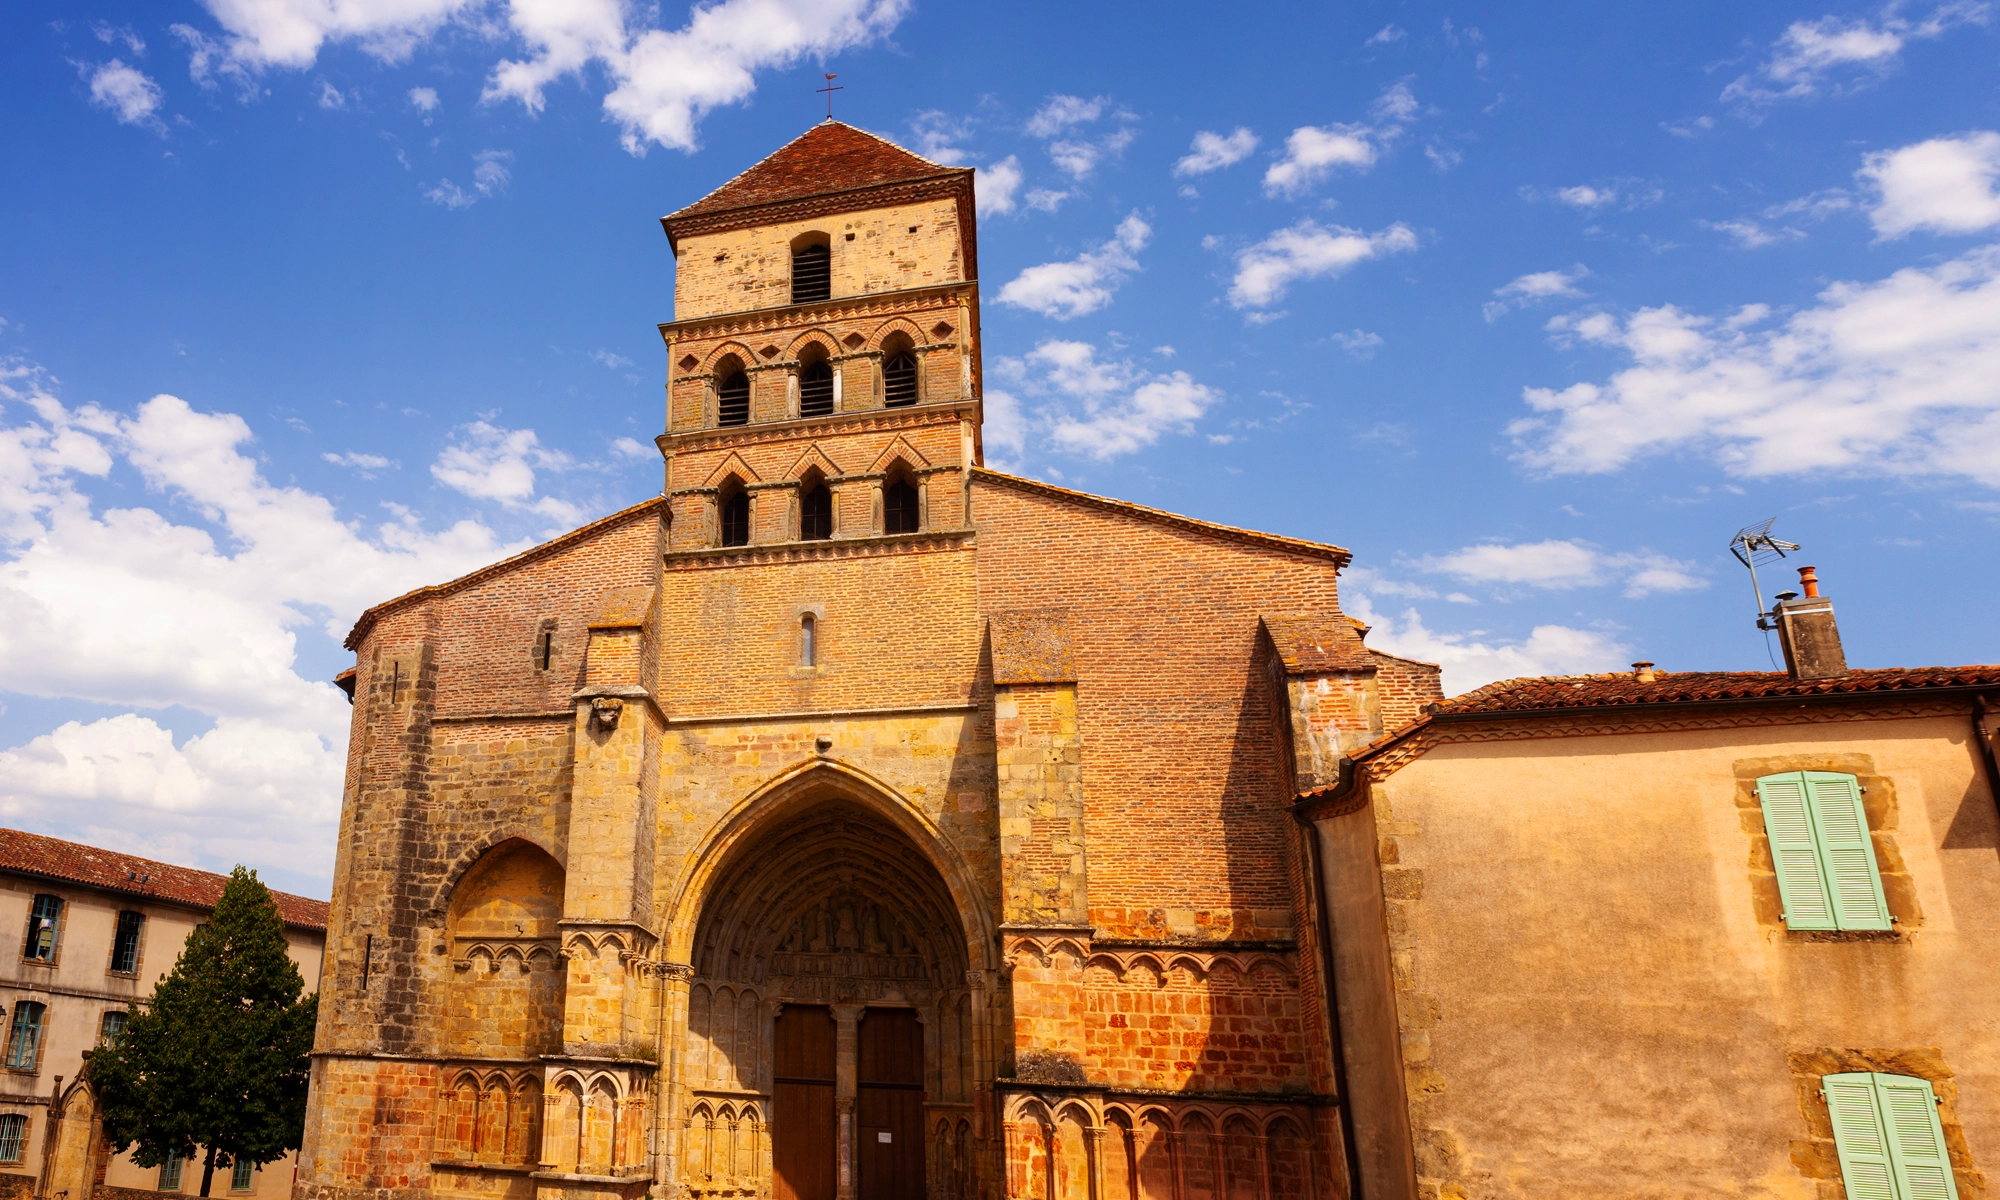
[296,123,1438,1200]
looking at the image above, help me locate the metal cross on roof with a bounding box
[817,73,843,120]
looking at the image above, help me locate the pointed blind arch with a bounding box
[1757,770,1890,931]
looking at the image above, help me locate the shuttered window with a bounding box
[1824,1072,1959,1200]
[1757,771,1891,931]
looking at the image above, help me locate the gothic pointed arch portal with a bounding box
[680,798,984,1200]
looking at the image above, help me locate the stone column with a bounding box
[831,1003,863,1200]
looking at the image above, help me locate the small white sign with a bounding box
[877,1132,892,1143]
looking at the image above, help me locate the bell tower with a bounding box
[656,121,983,551]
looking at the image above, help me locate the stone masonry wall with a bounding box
[672,198,964,320]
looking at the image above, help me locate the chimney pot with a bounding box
[1798,565,1821,598]
[1773,569,1847,681]
[1632,661,1657,683]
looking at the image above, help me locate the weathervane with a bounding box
[817,73,843,120]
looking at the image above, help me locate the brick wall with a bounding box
[673,198,964,320]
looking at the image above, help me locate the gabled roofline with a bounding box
[343,497,666,651]
[970,468,1351,567]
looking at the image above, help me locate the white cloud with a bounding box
[1510,244,2000,486]
[1025,94,1107,138]
[997,213,1150,320]
[0,371,526,884]
[84,60,164,127]
[1331,329,1383,360]
[1174,127,1258,177]
[175,0,907,155]
[1861,131,2000,236]
[590,348,633,369]
[1484,265,1589,321]
[976,156,1023,216]
[610,436,652,460]
[1341,583,1631,696]
[321,450,395,476]
[408,85,438,111]
[1048,127,1135,180]
[424,148,512,209]
[1366,24,1406,45]
[1424,142,1462,172]
[1700,218,1805,248]
[991,341,1220,461]
[1229,220,1418,310]
[93,22,147,55]
[1263,81,1417,198]
[1414,539,1705,598]
[908,109,971,163]
[1723,5,1988,106]
[317,79,346,108]
[431,419,581,522]
[1025,188,1069,213]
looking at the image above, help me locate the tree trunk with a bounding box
[200,1143,217,1197]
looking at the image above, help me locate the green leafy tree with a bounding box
[92,866,319,1197]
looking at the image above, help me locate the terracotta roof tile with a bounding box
[1262,615,1375,674]
[0,828,329,931]
[1436,665,2000,715]
[665,121,959,222]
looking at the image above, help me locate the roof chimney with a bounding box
[1773,565,1847,680]
[1632,661,1657,683]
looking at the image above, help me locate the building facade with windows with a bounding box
[0,829,326,1200]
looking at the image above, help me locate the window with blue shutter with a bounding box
[1824,1072,1959,1200]
[1757,771,1891,932]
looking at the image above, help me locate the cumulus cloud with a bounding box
[1700,218,1806,248]
[1483,266,1589,321]
[431,419,581,523]
[1523,181,1664,212]
[408,85,439,111]
[321,450,395,476]
[1861,131,2000,236]
[1722,4,1989,106]
[1263,81,1418,198]
[424,148,513,209]
[83,60,165,127]
[1340,579,1630,695]
[1174,128,1259,177]
[977,156,1024,216]
[1229,220,1417,310]
[1024,94,1136,180]
[987,341,1221,462]
[1330,329,1383,360]
[1366,24,1406,45]
[0,367,524,886]
[997,213,1150,319]
[1414,539,1705,598]
[1510,243,2000,486]
[1026,94,1108,138]
[174,0,907,155]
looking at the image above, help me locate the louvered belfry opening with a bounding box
[717,368,750,427]
[801,480,833,540]
[884,477,919,534]
[791,242,831,304]
[883,350,918,407]
[720,487,750,546]
[800,358,835,418]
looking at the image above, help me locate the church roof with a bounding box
[0,827,329,931]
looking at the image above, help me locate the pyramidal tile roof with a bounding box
[665,121,964,223]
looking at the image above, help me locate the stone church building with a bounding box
[299,122,1440,1200]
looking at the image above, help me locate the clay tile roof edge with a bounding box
[0,827,329,931]
[971,468,1351,566]
[662,121,966,224]
[343,496,665,651]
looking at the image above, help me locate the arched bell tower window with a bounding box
[717,358,750,427]
[800,475,833,541]
[883,346,918,408]
[791,237,831,304]
[884,471,920,535]
[799,351,835,419]
[719,480,750,547]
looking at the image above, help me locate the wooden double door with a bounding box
[772,1006,924,1200]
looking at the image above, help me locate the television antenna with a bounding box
[1729,518,1800,631]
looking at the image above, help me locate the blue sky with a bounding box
[3,0,1998,895]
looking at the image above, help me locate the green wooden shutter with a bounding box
[1826,1073,1898,1200]
[1759,773,1836,930]
[1804,772,1893,931]
[1877,1074,1958,1200]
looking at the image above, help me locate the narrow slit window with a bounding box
[0,1115,25,1163]
[799,360,835,418]
[22,895,59,963]
[720,490,751,547]
[801,483,833,541]
[884,479,920,535]
[536,628,555,671]
[791,243,831,303]
[6,1001,45,1069]
[883,350,918,407]
[801,614,817,667]
[717,370,750,427]
[111,910,143,973]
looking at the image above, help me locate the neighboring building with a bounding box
[1303,575,2000,1199]
[296,121,1439,1200]
[0,830,327,1200]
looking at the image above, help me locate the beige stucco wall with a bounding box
[1370,712,2000,1198]
[672,198,965,320]
[0,875,324,1195]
